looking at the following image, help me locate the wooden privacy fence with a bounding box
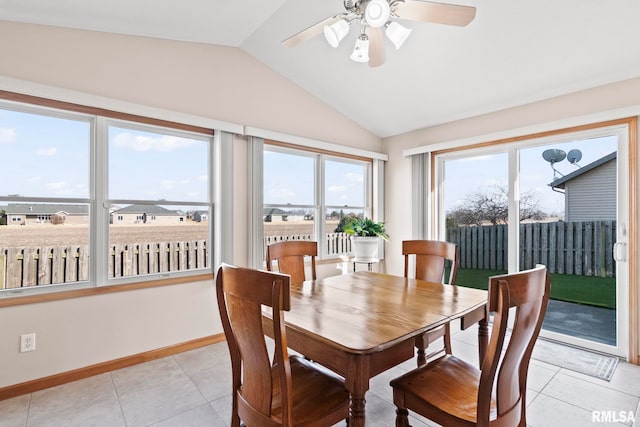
[0,240,208,289]
[446,220,616,277]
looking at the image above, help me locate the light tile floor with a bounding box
[2,325,640,427]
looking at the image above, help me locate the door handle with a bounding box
[613,242,627,262]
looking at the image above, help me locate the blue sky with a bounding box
[0,109,208,203]
[0,107,618,216]
[263,149,366,208]
[443,135,618,215]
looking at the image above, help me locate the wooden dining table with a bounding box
[263,271,489,427]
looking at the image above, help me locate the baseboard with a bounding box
[0,333,225,401]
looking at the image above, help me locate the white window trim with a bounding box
[257,143,382,267]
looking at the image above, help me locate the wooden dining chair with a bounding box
[402,239,459,365]
[390,264,551,427]
[216,263,349,427]
[266,240,317,284]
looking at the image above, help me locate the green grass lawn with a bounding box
[453,268,616,309]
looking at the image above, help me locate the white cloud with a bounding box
[36,147,57,156]
[113,132,196,152]
[46,181,66,190]
[0,127,16,143]
[327,185,347,193]
[197,175,207,181]
[180,179,190,185]
[268,185,295,201]
[161,179,177,190]
[345,172,363,183]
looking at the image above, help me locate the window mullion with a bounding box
[316,154,324,258]
[94,116,109,285]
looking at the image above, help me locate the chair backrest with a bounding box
[402,240,458,284]
[477,265,550,426]
[266,240,317,284]
[216,263,293,426]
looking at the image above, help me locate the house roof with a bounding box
[4,203,88,215]
[549,152,617,190]
[112,204,182,216]
[264,208,288,216]
[2,1,640,138]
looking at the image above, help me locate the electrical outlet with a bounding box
[20,333,36,352]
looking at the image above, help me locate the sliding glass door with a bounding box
[436,124,630,357]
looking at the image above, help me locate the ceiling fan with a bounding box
[282,0,476,67]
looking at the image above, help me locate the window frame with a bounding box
[0,97,216,299]
[263,142,372,261]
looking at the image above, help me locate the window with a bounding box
[263,144,370,259]
[0,99,215,295]
[107,123,211,279]
[433,121,631,357]
[0,106,91,290]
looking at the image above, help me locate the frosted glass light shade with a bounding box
[385,21,412,50]
[324,19,350,48]
[350,34,370,62]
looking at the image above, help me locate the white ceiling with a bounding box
[2,0,640,138]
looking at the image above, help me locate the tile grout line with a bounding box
[108,371,129,427]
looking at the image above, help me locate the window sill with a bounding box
[0,273,214,308]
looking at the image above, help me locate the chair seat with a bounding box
[390,355,496,425]
[271,355,349,426]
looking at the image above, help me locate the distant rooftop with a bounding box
[4,203,88,215]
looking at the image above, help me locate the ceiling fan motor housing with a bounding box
[364,0,391,27]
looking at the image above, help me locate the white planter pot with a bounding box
[351,236,380,261]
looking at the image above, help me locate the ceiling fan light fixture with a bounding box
[350,33,370,62]
[364,0,390,28]
[323,19,350,48]
[385,21,412,50]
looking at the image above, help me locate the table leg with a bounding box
[346,354,370,427]
[349,393,366,426]
[477,311,489,364]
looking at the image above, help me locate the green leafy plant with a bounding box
[343,217,389,241]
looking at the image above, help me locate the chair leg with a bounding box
[395,407,411,427]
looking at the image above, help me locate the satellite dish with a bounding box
[542,149,566,164]
[567,149,582,165]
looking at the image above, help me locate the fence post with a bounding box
[0,250,5,289]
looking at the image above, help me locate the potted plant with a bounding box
[343,217,389,260]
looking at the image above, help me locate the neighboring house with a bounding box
[264,207,288,222]
[263,208,306,222]
[110,205,186,225]
[193,210,209,222]
[4,203,89,226]
[549,152,617,221]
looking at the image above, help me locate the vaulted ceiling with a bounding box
[2,0,640,138]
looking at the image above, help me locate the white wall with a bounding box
[0,281,215,388]
[0,21,380,389]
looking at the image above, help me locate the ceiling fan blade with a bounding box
[394,0,476,27]
[282,14,347,47]
[368,27,386,68]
